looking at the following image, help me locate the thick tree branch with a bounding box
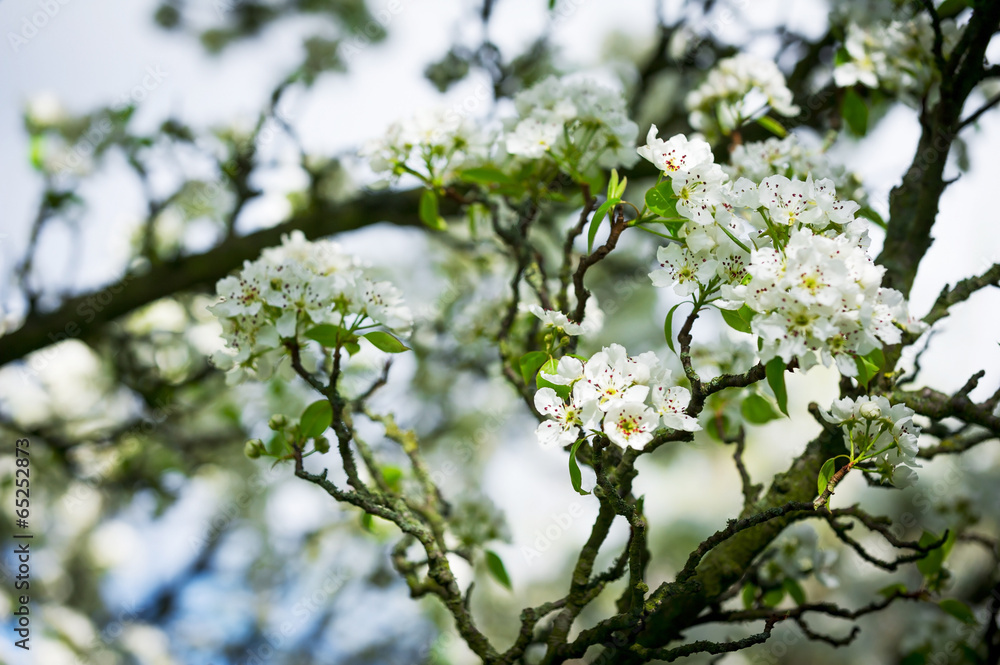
[0,188,432,367]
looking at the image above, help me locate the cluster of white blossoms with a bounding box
[762,523,840,589]
[209,231,412,382]
[534,344,700,450]
[832,14,952,100]
[821,395,921,487]
[639,127,925,375]
[686,54,799,140]
[526,297,605,337]
[725,136,867,205]
[360,108,489,183]
[506,76,639,170]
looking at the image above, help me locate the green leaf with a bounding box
[363,331,410,353]
[939,599,977,625]
[589,199,616,253]
[841,88,869,136]
[300,400,333,439]
[783,578,806,605]
[854,354,879,388]
[343,341,361,356]
[664,302,684,353]
[720,307,753,334]
[29,134,45,170]
[917,531,946,578]
[900,653,927,665]
[756,116,787,138]
[856,206,887,229]
[762,586,785,607]
[606,169,619,199]
[878,583,908,598]
[305,324,352,347]
[459,166,513,185]
[834,47,851,68]
[644,181,680,219]
[360,512,374,532]
[568,438,590,496]
[485,550,512,590]
[741,583,757,609]
[419,188,447,230]
[741,394,781,425]
[937,0,971,19]
[818,457,837,495]
[765,357,789,416]
[381,465,403,491]
[519,351,549,386]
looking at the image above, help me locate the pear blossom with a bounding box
[686,54,799,139]
[603,401,659,449]
[636,126,714,175]
[649,243,718,297]
[532,345,697,449]
[527,296,604,336]
[820,395,921,487]
[209,231,413,381]
[650,385,701,432]
[534,387,601,448]
[507,76,639,169]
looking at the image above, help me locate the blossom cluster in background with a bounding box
[639,127,925,375]
[534,344,700,450]
[831,4,960,103]
[821,395,922,487]
[685,53,799,140]
[208,231,412,382]
[725,136,867,205]
[505,76,639,171]
[362,75,639,186]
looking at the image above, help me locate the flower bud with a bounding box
[314,436,330,454]
[858,402,882,420]
[244,438,264,459]
[268,414,288,430]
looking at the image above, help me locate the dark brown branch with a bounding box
[0,188,433,367]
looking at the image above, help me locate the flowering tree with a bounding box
[3,1,1000,663]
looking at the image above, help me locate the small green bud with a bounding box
[244,438,264,459]
[314,436,330,454]
[268,414,288,430]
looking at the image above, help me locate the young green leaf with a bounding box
[363,331,410,353]
[756,116,787,138]
[720,307,753,334]
[762,586,785,607]
[485,550,512,590]
[380,465,403,491]
[459,166,513,185]
[938,599,977,625]
[519,351,549,386]
[841,89,869,136]
[644,181,680,219]
[817,457,837,495]
[419,188,447,230]
[606,168,619,199]
[783,578,806,605]
[765,357,789,416]
[916,531,946,578]
[568,438,591,496]
[664,302,683,353]
[741,394,781,425]
[588,199,616,253]
[301,399,333,439]
[305,324,351,347]
[877,583,908,598]
[741,583,758,609]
